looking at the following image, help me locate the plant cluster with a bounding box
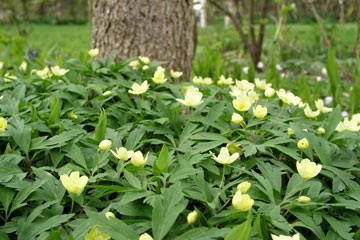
[0,50,360,240]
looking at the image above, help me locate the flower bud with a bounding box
[142,65,149,71]
[298,196,311,203]
[264,87,275,98]
[88,48,99,57]
[297,138,309,150]
[287,128,294,135]
[99,140,112,151]
[106,211,115,219]
[237,181,251,193]
[102,91,112,96]
[0,117,8,133]
[187,210,198,224]
[139,233,153,240]
[317,127,325,134]
[231,113,243,124]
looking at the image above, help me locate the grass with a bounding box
[0,23,357,63]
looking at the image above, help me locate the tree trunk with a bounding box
[91,0,196,80]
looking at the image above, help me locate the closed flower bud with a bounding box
[129,60,140,69]
[287,128,294,135]
[298,196,311,203]
[296,159,322,179]
[297,138,309,150]
[187,210,198,224]
[131,151,148,167]
[68,111,78,120]
[231,113,243,124]
[139,233,153,240]
[237,181,251,193]
[265,87,275,98]
[253,105,267,119]
[0,117,7,133]
[19,61,27,72]
[105,211,115,219]
[317,127,325,134]
[102,91,112,96]
[99,140,112,151]
[88,48,99,57]
[142,65,149,71]
[232,191,254,211]
[60,171,88,194]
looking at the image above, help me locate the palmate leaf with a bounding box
[7,118,31,154]
[152,182,188,240]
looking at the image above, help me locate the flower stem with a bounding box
[142,167,151,190]
[96,149,100,176]
[70,194,75,214]
[278,104,285,117]
[219,165,226,189]
[284,178,305,217]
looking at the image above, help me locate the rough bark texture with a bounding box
[91,0,196,80]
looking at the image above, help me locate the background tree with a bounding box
[91,0,196,80]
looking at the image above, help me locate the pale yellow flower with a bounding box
[131,151,148,167]
[265,87,275,98]
[202,77,213,85]
[291,96,302,106]
[235,80,254,92]
[139,233,153,240]
[315,99,332,113]
[287,128,295,135]
[0,117,7,133]
[152,66,167,84]
[170,70,183,79]
[192,76,203,84]
[247,90,259,104]
[99,140,112,151]
[317,127,325,134]
[271,233,300,240]
[296,159,322,179]
[88,48,99,57]
[232,191,254,211]
[110,147,134,161]
[255,78,271,90]
[231,113,243,124]
[129,60,140,69]
[226,142,242,155]
[217,75,233,85]
[351,113,360,125]
[51,66,69,76]
[233,95,252,112]
[297,138,309,150]
[229,86,246,98]
[253,105,267,119]
[187,210,198,224]
[68,111,78,120]
[19,61,27,72]
[237,181,251,193]
[105,211,115,219]
[142,65,149,71]
[176,86,203,107]
[210,147,239,165]
[298,196,311,203]
[336,118,360,132]
[60,171,88,194]
[304,104,320,118]
[36,67,52,79]
[85,225,110,240]
[4,72,16,82]
[139,56,150,65]
[128,81,149,95]
[276,89,294,105]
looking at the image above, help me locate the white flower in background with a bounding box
[36,67,52,79]
[315,99,332,113]
[0,61,3,69]
[325,96,333,105]
[342,92,350,98]
[290,3,296,9]
[281,73,286,78]
[316,76,322,82]
[102,91,112,96]
[341,111,349,118]
[276,64,283,71]
[129,60,140,69]
[51,66,69,76]
[322,67,327,75]
[217,75,233,85]
[242,66,249,75]
[202,77,213,85]
[139,56,150,65]
[257,61,264,69]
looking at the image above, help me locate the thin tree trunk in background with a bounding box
[91,0,196,80]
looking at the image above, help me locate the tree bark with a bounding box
[91,0,196,80]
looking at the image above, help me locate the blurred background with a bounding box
[0,0,359,111]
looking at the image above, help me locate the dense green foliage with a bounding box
[0,53,360,239]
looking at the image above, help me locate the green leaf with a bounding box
[8,118,31,154]
[225,210,253,240]
[95,108,107,142]
[48,95,60,125]
[124,170,142,190]
[324,105,341,139]
[157,144,169,174]
[152,182,188,240]
[0,187,16,213]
